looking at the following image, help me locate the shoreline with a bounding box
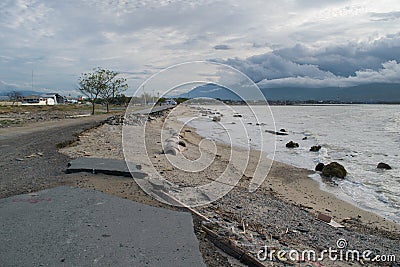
[178,105,400,230]
[59,106,400,265]
[59,106,400,232]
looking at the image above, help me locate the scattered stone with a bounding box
[317,213,332,223]
[233,114,242,118]
[315,163,325,172]
[310,145,322,152]
[212,116,221,122]
[377,162,392,170]
[302,137,308,140]
[178,140,186,147]
[164,146,179,156]
[280,129,287,132]
[321,162,347,179]
[15,158,24,162]
[286,141,299,148]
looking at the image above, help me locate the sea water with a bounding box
[183,104,400,223]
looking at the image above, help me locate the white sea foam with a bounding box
[182,104,400,223]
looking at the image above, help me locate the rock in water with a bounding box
[310,145,322,152]
[322,162,347,178]
[212,116,221,122]
[315,163,325,172]
[377,162,392,169]
[286,141,299,148]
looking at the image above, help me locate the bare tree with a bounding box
[7,91,22,106]
[78,67,128,115]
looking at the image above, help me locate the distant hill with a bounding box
[184,84,241,100]
[261,83,400,102]
[0,90,48,97]
[0,81,49,97]
[183,83,400,103]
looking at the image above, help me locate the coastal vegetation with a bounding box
[78,67,128,115]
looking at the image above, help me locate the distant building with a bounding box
[42,93,64,104]
[65,98,78,104]
[77,95,88,102]
[22,93,64,105]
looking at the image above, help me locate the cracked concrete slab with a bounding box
[66,157,147,178]
[133,105,173,115]
[0,186,205,267]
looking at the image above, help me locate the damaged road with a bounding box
[0,114,111,198]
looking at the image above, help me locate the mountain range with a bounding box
[180,83,400,103]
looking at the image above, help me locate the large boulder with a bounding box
[286,141,299,148]
[377,162,392,170]
[310,145,322,152]
[315,163,325,172]
[322,162,347,178]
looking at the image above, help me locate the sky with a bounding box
[0,0,399,96]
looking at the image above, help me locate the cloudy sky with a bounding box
[0,0,399,95]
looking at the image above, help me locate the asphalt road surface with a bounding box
[0,115,110,198]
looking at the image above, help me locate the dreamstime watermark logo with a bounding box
[257,238,396,264]
[122,61,276,207]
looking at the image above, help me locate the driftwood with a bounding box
[265,130,288,136]
[201,225,265,267]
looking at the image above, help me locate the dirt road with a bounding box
[0,115,111,198]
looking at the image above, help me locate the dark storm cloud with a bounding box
[1,0,400,94]
[216,33,400,87]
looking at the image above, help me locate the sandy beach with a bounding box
[59,105,399,266]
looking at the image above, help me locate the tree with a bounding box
[99,73,128,112]
[7,91,22,105]
[78,67,128,115]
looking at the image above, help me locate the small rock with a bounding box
[315,163,325,172]
[286,141,299,148]
[377,162,392,170]
[233,113,242,118]
[280,128,286,132]
[322,162,347,178]
[164,146,179,156]
[310,145,321,152]
[178,140,186,147]
[302,137,308,140]
[212,116,221,122]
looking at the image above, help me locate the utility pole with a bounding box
[142,85,147,105]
